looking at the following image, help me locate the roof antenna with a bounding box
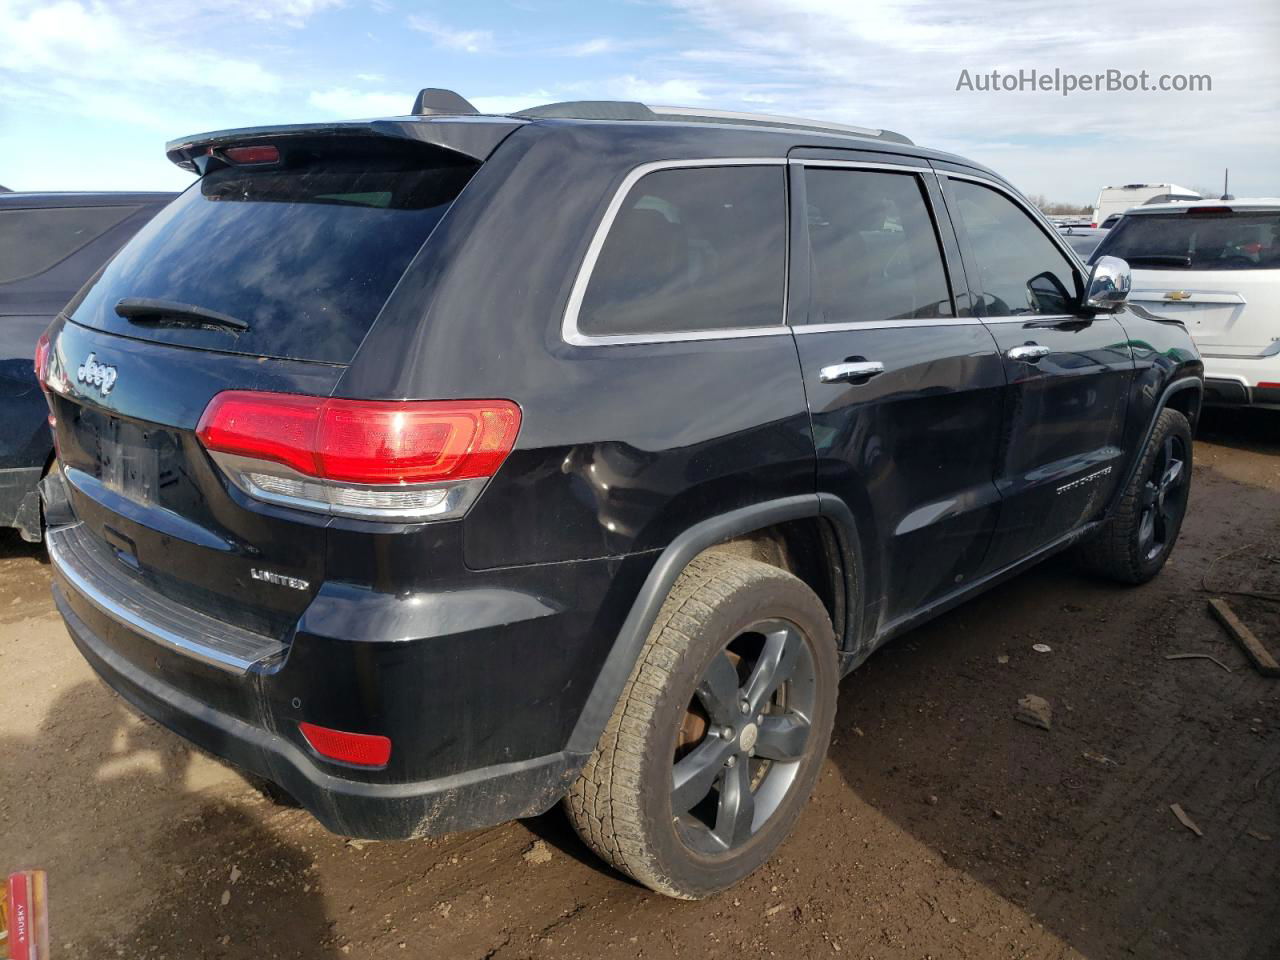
[1220,167,1233,201]
[412,88,479,116]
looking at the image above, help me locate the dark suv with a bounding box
[40,92,1202,899]
[2,191,176,540]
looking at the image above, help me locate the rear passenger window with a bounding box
[949,180,1082,316]
[804,168,953,325]
[577,165,785,337]
[0,205,138,285]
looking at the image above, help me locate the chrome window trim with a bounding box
[979,314,1077,325]
[562,157,791,347]
[787,157,932,174]
[938,169,1092,274]
[794,318,980,334]
[789,158,961,331]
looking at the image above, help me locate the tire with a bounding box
[565,552,838,899]
[1075,408,1193,584]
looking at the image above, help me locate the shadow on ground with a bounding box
[0,682,339,959]
[822,452,1280,959]
[1197,406,1280,456]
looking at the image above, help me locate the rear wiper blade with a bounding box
[115,297,250,332]
[1125,255,1192,268]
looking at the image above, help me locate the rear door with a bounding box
[788,155,1006,627]
[938,172,1133,572]
[47,135,481,640]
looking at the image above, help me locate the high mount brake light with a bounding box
[196,392,521,521]
[222,145,281,165]
[1187,206,1233,216]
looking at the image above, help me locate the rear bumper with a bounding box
[1202,356,1280,409]
[55,583,586,839]
[44,498,648,839]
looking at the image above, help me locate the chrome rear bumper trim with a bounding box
[47,523,287,675]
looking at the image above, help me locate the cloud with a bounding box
[469,91,553,114]
[220,0,344,27]
[0,1,283,102]
[308,87,411,117]
[661,0,1280,200]
[408,16,493,53]
[560,37,617,56]
[604,75,708,103]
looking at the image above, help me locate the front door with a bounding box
[938,174,1134,572]
[789,158,1006,629]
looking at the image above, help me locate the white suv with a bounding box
[1092,198,1280,410]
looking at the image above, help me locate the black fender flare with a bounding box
[1108,375,1202,514]
[565,493,863,756]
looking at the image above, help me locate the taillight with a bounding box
[196,391,521,521]
[298,722,391,768]
[34,333,51,388]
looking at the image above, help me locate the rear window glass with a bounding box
[1095,212,1280,270]
[70,138,478,364]
[0,205,138,284]
[804,168,952,325]
[578,165,785,337]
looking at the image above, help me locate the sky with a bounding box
[1,0,1277,203]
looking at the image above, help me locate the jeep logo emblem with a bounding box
[77,353,118,396]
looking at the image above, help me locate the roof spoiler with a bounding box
[165,117,524,172]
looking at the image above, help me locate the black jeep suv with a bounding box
[40,91,1202,899]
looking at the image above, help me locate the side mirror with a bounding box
[1084,255,1131,310]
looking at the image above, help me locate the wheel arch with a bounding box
[1109,375,1202,517]
[565,494,865,756]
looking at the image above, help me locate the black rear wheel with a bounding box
[565,553,838,899]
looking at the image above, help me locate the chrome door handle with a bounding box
[819,361,885,384]
[1007,343,1051,362]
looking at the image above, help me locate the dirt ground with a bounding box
[2,408,1277,960]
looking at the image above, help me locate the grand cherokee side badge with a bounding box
[76,353,118,396]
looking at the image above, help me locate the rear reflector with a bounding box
[196,391,521,520]
[298,722,392,767]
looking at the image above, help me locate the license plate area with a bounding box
[73,404,184,507]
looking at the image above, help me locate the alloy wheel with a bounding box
[671,618,817,856]
[1138,433,1188,562]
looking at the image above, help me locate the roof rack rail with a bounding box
[510,99,911,145]
[647,105,912,145]
[403,90,912,145]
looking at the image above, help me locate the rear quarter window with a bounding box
[0,205,139,285]
[576,165,786,338]
[69,138,478,365]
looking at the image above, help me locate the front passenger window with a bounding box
[950,180,1081,317]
